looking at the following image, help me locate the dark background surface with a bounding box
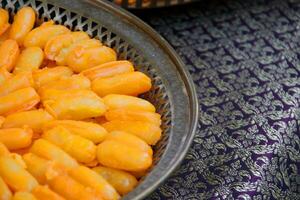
[133,0,300,199]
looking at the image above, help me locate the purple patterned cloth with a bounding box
[136,0,300,199]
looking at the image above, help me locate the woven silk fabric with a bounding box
[137,0,300,199]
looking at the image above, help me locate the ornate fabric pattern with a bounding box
[137,0,300,199]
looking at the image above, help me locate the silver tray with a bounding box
[110,0,199,9]
[1,0,198,199]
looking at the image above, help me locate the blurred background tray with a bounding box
[109,0,200,9]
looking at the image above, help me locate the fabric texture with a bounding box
[135,0,300,199]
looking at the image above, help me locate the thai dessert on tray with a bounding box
[0,6,162,200]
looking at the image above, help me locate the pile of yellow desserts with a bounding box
[0,6,162,200]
